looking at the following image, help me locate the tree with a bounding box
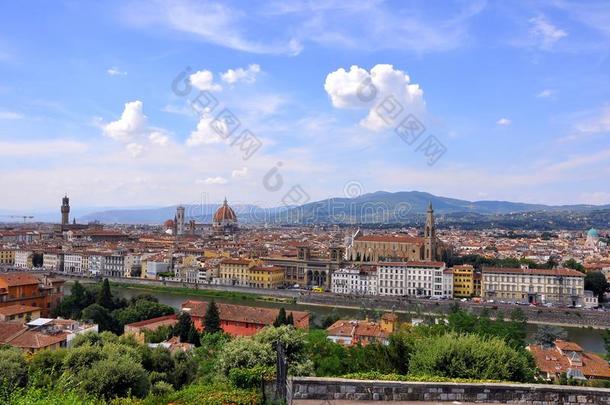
[78,357,150,400]
[534,325,567,347]
[81,303,119,333]
[173,312,200,346]
[273,307,287,327]
[563,258,585,272]
[114,299,175,326]
[0,346,27,400]
[203,301,221,334]
[585,271,609,302]
[286,312,294,326]
[96,278,114,309]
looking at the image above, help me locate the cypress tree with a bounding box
[286,312,294,326]
[203,300,221,334]
[187,325,201,347]
[174,311,193,342]
[96,279,113,309]
[274,307,287,327]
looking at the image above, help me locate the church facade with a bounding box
[347,203,442,262]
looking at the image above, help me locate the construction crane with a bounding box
[0,215,35,223]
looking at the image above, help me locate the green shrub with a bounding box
[228,365,274,389]
[408,333,535,382]
[77,357,150,400]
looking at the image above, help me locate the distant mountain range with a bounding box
[72,191,610,226]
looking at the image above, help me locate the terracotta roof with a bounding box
[482,267,585,277]
[181,300,308,326]
[0,321,67,350]
[0,272,41,287]
[528,342,610,379]
[221,258,251,265]
[555,339,583,352]
[326,320,389,341]
[356,235,423,244]
[0,304,41,317]
[124,314,177,331]
[214,199,237,222]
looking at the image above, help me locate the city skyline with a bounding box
[1,1,610,210]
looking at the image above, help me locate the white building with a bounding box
[331,266,378,295]
[583,290,598,309]
[88,254,104,276]
[482,267,585,306]
[64,253,84,274]
[102,254,124,278]
[377,261,449,298]
[14,250,33,269]
[42,253,61,272]
[147,261,170,278]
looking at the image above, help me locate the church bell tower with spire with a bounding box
[61,195,70,226]
[424,201,437,261]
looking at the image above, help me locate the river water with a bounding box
[108,285,608,354]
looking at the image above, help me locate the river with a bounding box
[107,284,608,354]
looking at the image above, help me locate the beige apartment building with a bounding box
[482,267,585,306]
[219,258,254,286]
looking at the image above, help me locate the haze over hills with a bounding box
[70,191,610,225]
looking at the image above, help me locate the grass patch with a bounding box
[109,281,287,303]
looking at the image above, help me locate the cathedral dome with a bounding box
[213,198,237,222]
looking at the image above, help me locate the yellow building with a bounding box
[0,249,15,265]
[248,265,285,289]
[219,258,254,286]
[452,265,475,298]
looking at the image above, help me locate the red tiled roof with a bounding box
[182,300,308,326]
[0,272,41,287]
[483,267,585,277]
[0,304,41,317]
[528,342,610,379]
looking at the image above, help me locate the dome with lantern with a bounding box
[213,198,238,235]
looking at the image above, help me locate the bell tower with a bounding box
[61,195,70,226]
[424,201,436,261]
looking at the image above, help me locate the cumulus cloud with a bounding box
[149,131,169,147]
[126,142,144,157]
[201,176,228,185]
[221,64,261,84]
[324,64,425,131]
[190,70,222,91]
[496,118,512,126]
[103,101,148,142]
[232,167,248,178]
[529,16,567,49]
[107,67,127,76]
[186,116,225,146]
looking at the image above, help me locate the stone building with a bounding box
[347,202,442,262]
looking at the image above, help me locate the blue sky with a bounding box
[1,0,610,211]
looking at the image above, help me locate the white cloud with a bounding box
[123,1,302,55]
[107,67,127,76]
[574,105,610,134]
[0,110,24,120]
[126,142,144,157]
[536,89,555,98]
[0,140,88,157]
[201,176,228,185]
[149,131,169,147]
[529,16,567,49]
[496,118,512,126]
[232,167,248,178]
[324,64,425,131]
[186,116,225,146]
[221,64,261,84]
[103,100,147,142]
[189,70,222,92]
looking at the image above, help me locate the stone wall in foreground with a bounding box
[289,377,610,404]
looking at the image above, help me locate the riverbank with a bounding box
[63,275,610,330]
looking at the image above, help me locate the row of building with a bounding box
[330,263,592,307]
